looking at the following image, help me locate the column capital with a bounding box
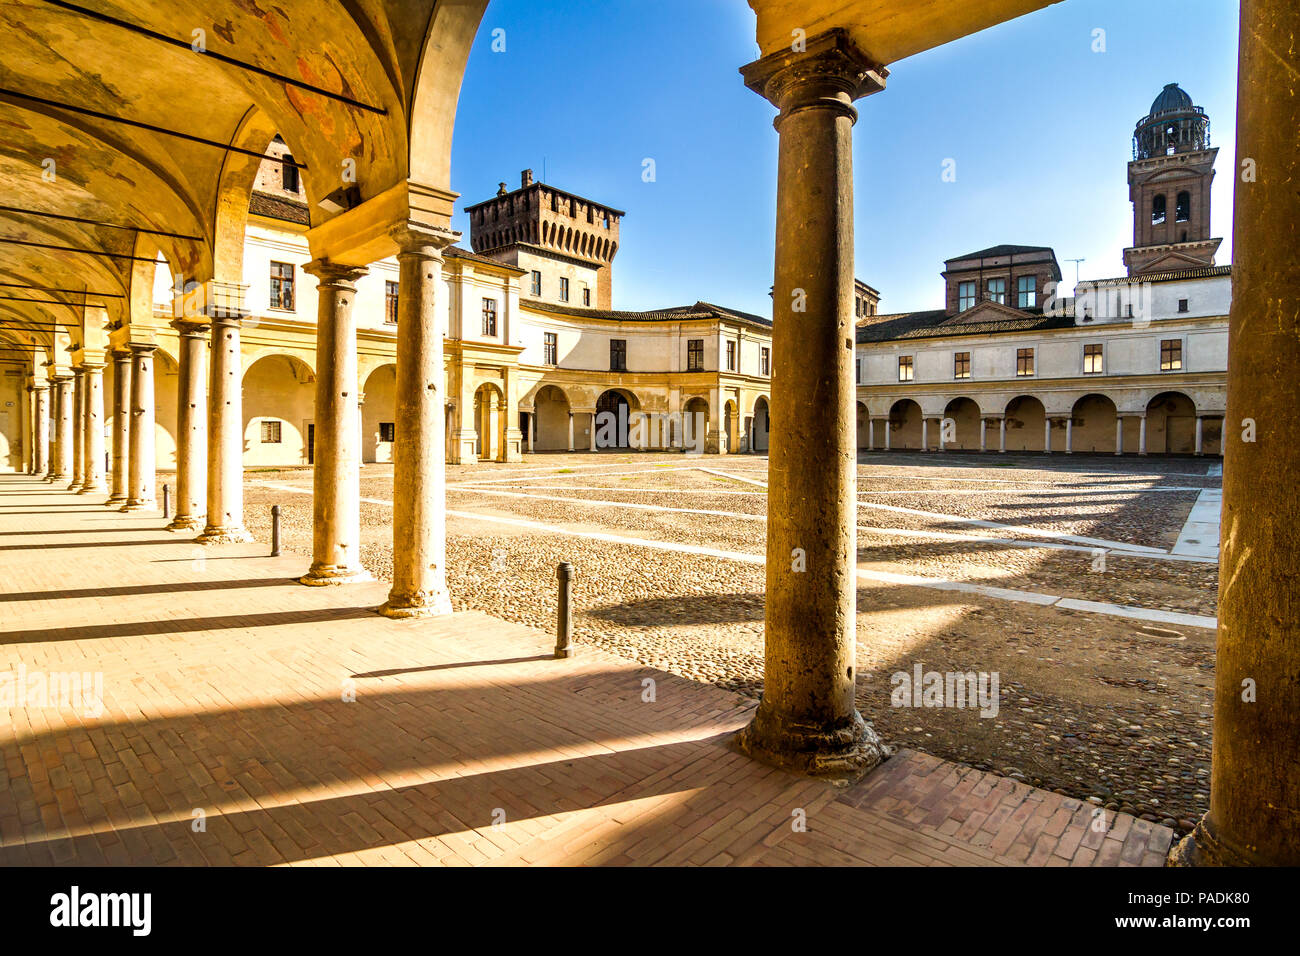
[740,28,887,121]
[31,380,49,391]
[80,361,107,372]
[303,259,370,288]
[389,222,459,260]
[127,342,158,356]
[169,318,211,338]
[110,347,132,362]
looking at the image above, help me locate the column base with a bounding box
[1168,817,1273,867]
[376,589,454,619]
[195,525,254,545]
[119,499,157,512]
[77,482,107,495]
[300,565,375,587]
[105,494,128,506]
[165,515,206,532]
[734,699,888,784]
[67,481,83,492]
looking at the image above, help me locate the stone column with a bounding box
[198,316,252,543]
[378,226,456,618]
[32,384,49,476]
[301,261,373,585]
[920,417,929,452]
[733,31,886,779]
[883,418,891,451]
[107,350,131,504]
[68,367,85,491]
[567,412,575,452]
[999,417,1007,453]
[121,344,157,511]
[979,418,987,452]
[1064,417,1073,455]
[1194,416,1204,456]
[867,417,875,451]
[1138,415,1148,456]
[78,362,107,494]
[1115,415,1124,456]
[1171,0,1300,867]
[167,322,209,531]
[1043,417,1052,454]
[51,375,73,481]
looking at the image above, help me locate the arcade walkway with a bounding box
[0,474,1172,866]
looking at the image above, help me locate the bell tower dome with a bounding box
[1122,83,1222,276]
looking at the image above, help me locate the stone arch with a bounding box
[242,354,316,466]
[751,395,770,453]
[473,381,506,461]
[213,107,286,286]
[942,396,981,451]
[856,401,870,450]
[683,395,710,453]
[1004,395,1047,452]
[533,384,572,451]
[1070,393,1118,454]
[362,363,397,463]
[888,398,923,450]
[594,388,638,451]
[723,399,739,454]
[1146,390,1197,454]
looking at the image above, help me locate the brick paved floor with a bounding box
[0,474,1173,866]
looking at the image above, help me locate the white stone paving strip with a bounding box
[1171,488,1222,558]
[245,478,1218,630]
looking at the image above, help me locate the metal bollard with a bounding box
[161,484,170,518]
[555,561,575,658]
[271,505,282,557]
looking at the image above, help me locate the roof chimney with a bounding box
[521,168,534,188]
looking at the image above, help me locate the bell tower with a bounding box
[1123,83,1222,276]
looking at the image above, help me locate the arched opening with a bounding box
[683,396,710,453]
[1147,391,1197,454]
[1004,395,1047,452]
[1152,193,1167,226]
[723,399,738,453]
[943,397,981,450]
[856,401,869,450]
[151,348,180,472]
[1071,393,1118,453]
[242,354,315,466]
[533,384,571,451]
[888,398,923,450]
[474,382,505,461]
[362,365,396,463]
[594,389,637,451]
[751,397,770,453]
[1176,190,1191,223]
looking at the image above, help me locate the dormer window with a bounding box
[987,278,1006,305]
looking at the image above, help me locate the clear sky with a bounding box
[450,0,1240,317]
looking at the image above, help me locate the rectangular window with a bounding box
[530,271,542,296]
[1084,343,1104,374]
[384,280,398,324]
[482,298,498,336]
[1160,338,1183,371]
[958,281,975,312]
[687,338,704,371]
[269,261,295,311]
[378,422,395,443]
[543,332,558,366]
[988,278,1007,305]
[559,277,570,302]
[760,347,770,376]
[1016,347,1035,377]
[1178,298,1189,313]
[582,287,591,307]
[726,340,736,371]
[1017,276,1036,309]
[610,339,627,371]
[954,351,971,379]
[260,420,282,444]
[855,358,862,385]
[898,355,914,382]
[281,157,299,194]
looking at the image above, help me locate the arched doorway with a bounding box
[751,397,770,453]
[1004,395,1046,452]
[594,389,635,451]
[888,398,923,450]
[533,385,571,451]
[474,383,505,461]
[242,354,315,466]
[943,397,981,450]
[1071,393,1118,454]
[1147,391,1197,454]
[856,402,869,450]
[723,400,738,453]
[683,396,709,454]
[362,364,396,463]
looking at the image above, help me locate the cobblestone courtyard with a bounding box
[230,451,1220,832]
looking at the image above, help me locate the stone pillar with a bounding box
[1195,416,1204,456]
[999,417,1007,453]
[1138,415,1148,456]
[301,261,373,585]
[378,226,456,618]
[167,322,209,531]
[198,316,252,543]
[68,367,85,491]
[567,412,575,452]
[107,350,131,504]
[867,417,875,451]
[79,363,107,494]
[121,344,157,511]
[1043,417,1052,454]
[733,31,887,779]
[883,418,891,450]
[32,384,49,476]
[921,417,929,452]
[50,376,72,481]
[1064,416,1073,455]
[1115,415,1124,456]
[1171,0,1300,867]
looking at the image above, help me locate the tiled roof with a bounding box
[855,308,1075,343]
[444,246,526,273]
[248,191,310,226]
[949,244,1054,261]
[522,298,771,329]
[1089,264,1232,286]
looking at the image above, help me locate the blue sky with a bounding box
[450,0,1240,316]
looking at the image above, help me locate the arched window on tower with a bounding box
[1176,191,1191,223]
[1152,194,1167,226]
